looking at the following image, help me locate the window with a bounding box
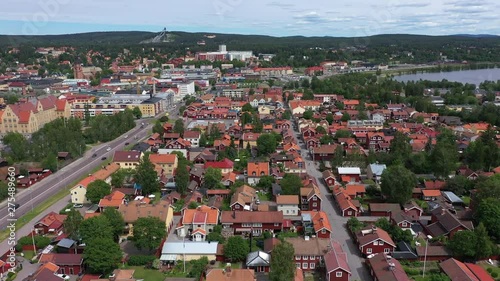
[336,272,343,277]
[274,223,280,226]
[366,248,372,254]
[313,196,317,201]
[310,262,315,269]
[235,204,240,209]
[348,211,352,215]
[295,256,300,260]
[373,241,378,246]
[321,229,326,234]
[302,256,308,260]
[312,203,317,207]
[379,241,384,245]
[384,248,390,253]
[402,222,407,227]
[302,263,308,269]
[309,256,315,260]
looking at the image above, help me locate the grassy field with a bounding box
[130,266,167,281]
[479,262,500,279]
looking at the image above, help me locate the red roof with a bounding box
[324,241,351,274]
[204,158,234,169]
[465,263,494,281]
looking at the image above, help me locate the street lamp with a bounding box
[422,235,432,278]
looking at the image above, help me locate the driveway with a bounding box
[291,121,370,281]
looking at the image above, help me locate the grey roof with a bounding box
[441,191,463,204]
[368,163,387,176]
[57,238,76,248]
[301,213,312,222]
[272,183,282,196]
[161,241,218,255]
[246,251,270,267]
[392,241,417,260]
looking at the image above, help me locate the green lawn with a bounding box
[130,266,166,281]
[479,263,500,279]
[20,250,35,261]
[257,191,271,201]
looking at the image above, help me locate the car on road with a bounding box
[101,157,107,160]
[106,147,111,152]
[14,203,20,210]
[92,153,97,158]
[125,142,130,145]
[124,135,128,138]
[73,204,83,208]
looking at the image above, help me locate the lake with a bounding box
[393,68,500,86]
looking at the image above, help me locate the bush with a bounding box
[488,268,493,273]
[492,272,498,278]
[15,235,51,252]
[127,255,156,266]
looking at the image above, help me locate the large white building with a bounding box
[196,45,253,61]
[176,82,195,101]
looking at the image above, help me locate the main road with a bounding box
[0,103,181,256]
[290,119,371,281]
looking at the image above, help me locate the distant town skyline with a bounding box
[0,0,499,37]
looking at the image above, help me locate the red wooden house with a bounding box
[34,212,67,235]
[324,241,351,281]
[333,188,359,217]
[220,211,285,236]
[322,170,336,187]
[356,227,396,256]
[38,253,83,275]
[300,183,322,211]
[301,211,332,238]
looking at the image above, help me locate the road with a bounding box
[0,104,181,259]
[291,121,371,281]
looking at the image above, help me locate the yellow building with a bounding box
[0,96,70,137]
[70,163,120,204]
[149,153,178,176]
[112,151,143,170]
[118,202,174,238]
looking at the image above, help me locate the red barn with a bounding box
[34,212,67,235]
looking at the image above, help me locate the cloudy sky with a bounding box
[0,0,499,36]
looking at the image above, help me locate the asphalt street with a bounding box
[291,121,371,281]
[0,104,181,259]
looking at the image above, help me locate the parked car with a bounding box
[106,147,111,152]
[124,135,128,139]
[92,153,97,158]
[14,203,20,210]
[73,204,83,208]
[125,142,130,146]
[101,157,107,160]
[57,274,70,280]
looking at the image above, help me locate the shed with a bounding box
[441,191,463,205]
[160,241,218,263]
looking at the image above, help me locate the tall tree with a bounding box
[102,208,125,241]
[380,165,416,204]
[2,132,29,162]
[224,236,249,262]
[474,223,493,259]
[269,241,295,281]
[152,120,163,134]
[135,156,159,195]
[132,106,142,119]
[63,209,83,240]
[203,167,223,189]
[86,180,111,204]
[80,215,114,243]
[474,198,500,242]
[431,129,458,178]
[389,132,412,164]
[175,159,189,195]
[173,119,185,134]
[83,237,123,274]
[256,133,277,156]
[132,217,166,251]
[280,174,303,195]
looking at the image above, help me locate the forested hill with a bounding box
[1,31,499,50]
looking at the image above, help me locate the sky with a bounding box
[0,0,499,37]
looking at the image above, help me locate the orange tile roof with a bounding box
[422,189,441,197]
[302,211,332,233]
[41,261,59,273]
[276,195,299,205]
[98,191,125,208]
[344,184,366,197]
[247,162,269,176]
[37,212,66,227]
[149,153,177,164]
[77,175,96,188]
[92,163,120,181]
[181,205,219,225]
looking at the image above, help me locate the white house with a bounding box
[276,195,300,216]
